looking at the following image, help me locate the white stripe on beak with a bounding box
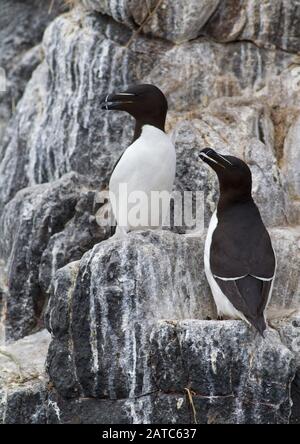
[217,153,233,166]
[199,152,226,169]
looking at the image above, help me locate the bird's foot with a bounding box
[109,226,129,240]
[217,315,224,321]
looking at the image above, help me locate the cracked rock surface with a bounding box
[0,330,50,424]
[0,0,299,424]
[0,0,65,143]
[81,0,300,50]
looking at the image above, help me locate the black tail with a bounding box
[248,315,267,338]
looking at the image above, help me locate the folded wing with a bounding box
[215,276,272,335]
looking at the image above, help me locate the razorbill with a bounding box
[199,148,276,336]
[100,84,176,237]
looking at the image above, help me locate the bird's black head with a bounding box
[199,148,252,202]
[100,84,168,133]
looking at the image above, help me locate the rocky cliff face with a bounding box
[0,0,299,424]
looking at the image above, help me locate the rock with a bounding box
[0,0,65,142]
[0,172,108,341]
[45,261,82,399]
[0,260,7,344]
[281,114,300,224]
[269,228,300,312]
[46,389,192,424]
[80,0,300,51]
[275,315,300,367]
[44,318,297,424]
[0,10,145,210]
[146,39,295,112]
[46,389,139,424]
[268,315,300,424]
[205,0,300,53]
[0,1,299,425]
[150,320,295,424]
[291,371,300,424]
[81,0,219,44]
[45,230,215,400]
[0,11,141,209]
[45,229,300,422]
[0,318,298,424]
[1,382,47,424]
[39,188,110,295]
[0,329,50,424]
[0,8,296,213]
[46,389,195,424]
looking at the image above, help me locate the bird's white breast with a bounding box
[204,211,248,320]
[109,125,176,231]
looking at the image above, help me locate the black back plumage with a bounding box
[211,200,275,279]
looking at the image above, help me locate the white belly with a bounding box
[109,125,176,231]
[204,211,248,321]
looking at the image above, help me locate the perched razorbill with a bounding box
[199,148,276,336]
[101,84,176,237]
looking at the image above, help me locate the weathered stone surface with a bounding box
[45,230,214,400]
[0,330,50,424]
[0,8,296,214]
[81,0,219,43]
[0,321,298,424]
[270,228,300,312]
[46,390,190,424]
[291,371,300,424]
[150,320,295,424]
[0,381,47,424]
[0,260,7,344]
[205,0,300,53]
[281,114,300,223]
[45,261,82,399]
[0,172,108,341]
[0,1,300,425]
[45,229,300,414]
[80,0,300,51]
[44,318,298,424]
[270,315,300,424]
[0,12,139,210]
[0,0,65,142]
[46,389,139,424]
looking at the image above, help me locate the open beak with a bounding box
[100,91,137,111]
[199,148,233,169]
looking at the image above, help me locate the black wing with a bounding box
[215,276,272,336]
[211,202,276,279]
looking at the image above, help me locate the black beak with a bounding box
[100,91,137,111]
[199,148,233,169]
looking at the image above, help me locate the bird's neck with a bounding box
[218,187,253,213]
[132,116,166,143]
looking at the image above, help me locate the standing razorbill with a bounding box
[100,84,176,237]
[199,148,276,336]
